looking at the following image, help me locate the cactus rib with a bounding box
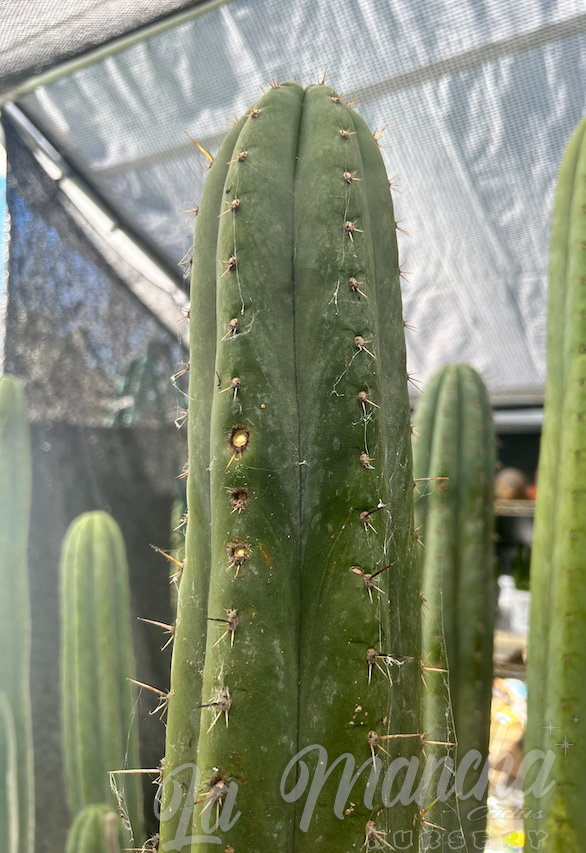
[524,115,586,851]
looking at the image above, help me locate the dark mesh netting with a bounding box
[3,116,189,852]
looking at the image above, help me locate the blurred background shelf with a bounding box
[494,498,535,517]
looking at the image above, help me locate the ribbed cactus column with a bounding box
[0,375,34,853]
[65,804,124,853]
[413,363,495,847]
[524,116,586,852]
[160,82,420,853]
[60,512,143,843]
[0,693,19,853]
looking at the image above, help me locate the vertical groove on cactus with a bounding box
[0,375,35,853]
[161,82,419,853]
[413,363,495,847]
[60,511,143,843]
[524,115,586,851]
[65,804,125,853]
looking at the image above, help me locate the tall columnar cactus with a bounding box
[65,804,124,853]
[413,364,495,847]
[524,116,586,851]
[0,375,34,853]
[60,512,143,843]
[0,693,19,853]
[160,81,422,852]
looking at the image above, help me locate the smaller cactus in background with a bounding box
[0,692,19,853]
[0,374,35,853]
[413,363,495,847]
[60,511,143,844]
[65,804,124,853]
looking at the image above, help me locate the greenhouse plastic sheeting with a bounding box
[10,0,586,405]
[0,0,203,94]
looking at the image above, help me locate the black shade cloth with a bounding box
[3,115,189,851]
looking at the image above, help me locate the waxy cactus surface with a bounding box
[0,375,34,853]
[524,115,586,852]
[60,511,143,843]
[413,363,495,848]
[160,81,422,853]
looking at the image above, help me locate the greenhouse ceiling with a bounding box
[2,0,586,406]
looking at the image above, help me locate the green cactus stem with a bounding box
[0,375,34,853]
[524,115,586,852]
[65,804,125,853]
[160,81,421,852]
[60,511,143,843]
[0,693,19,853]
[413,363,495,847]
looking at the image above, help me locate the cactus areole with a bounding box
[160,81,421,852]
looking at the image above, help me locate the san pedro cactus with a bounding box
[524,115,586,851]
[413,364,495,847]
[160,81,422,852]
[60,511,143,843]
[0,375,34,853]
[65,804,124,853]
[0,693,19,853]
